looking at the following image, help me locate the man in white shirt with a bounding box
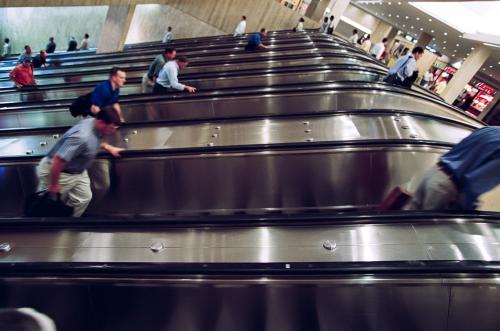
[370,38,388,60]
[153,56,196,94]
[80,33,90,50]
[420,68,434,88]
[348,29,359,45]
[162,27,173,43]
[234,16,247,36]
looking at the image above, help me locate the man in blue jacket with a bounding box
[89,67,126,121]
[408,126,500,210]
[245,28,268,50]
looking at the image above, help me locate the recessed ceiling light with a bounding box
[466,53,470,56]
[411,26,414,29]
[398,1,401,4]
[428,18,432,22]
[459,35,462,38]
[420,28,423,31]
[431,30,434,33]
[443,47,446,49]
[405,16,409,19]
[388,2,392,5]
[498,61,500,64]
[396,14,400,18]
[483,68,486,70]
[453,49,457,52]
[456,44,460,47]
[443,41,447,44]
[471,47,475,50]
[416,17,420,20]
[444,32,448,36]
[490,65,494,68]
[451,54,455,57]
[388,14,392,17]
[402,24,405,27]
[490,74,493,77]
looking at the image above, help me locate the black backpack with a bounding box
[69,92,92,117]
[24,190,74,217]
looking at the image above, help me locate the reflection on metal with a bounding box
[0,243,11,253]
[323,240,337,251]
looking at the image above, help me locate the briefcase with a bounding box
[24,191,74,217]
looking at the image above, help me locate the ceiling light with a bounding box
[416,17,420,20]
[483,68,486,70]
[444,32,448,35]
[388,2,392,5]
[459,35,462,38]
[443,47,446,49]
[498,61,500,64]
[428,18,432,22]
[420,28,423,31]
[470,47,474,50]
[456,44,460,46]
[398,1,401,4]
[490,65,494,68]
[402,24,405,27]
[405,16,409,19]
[396,14,400,18]
[490,74,493,77]
[431,30,434,33]
[443,41,447,44]
[388,14,392,17]
[411,26,414,29]
[466,53,470,56]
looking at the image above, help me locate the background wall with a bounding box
[0,6,107,54]
[126,4,224,44]
[336,4,389,42]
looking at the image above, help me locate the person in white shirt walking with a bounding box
[80,33,90,50]
[359,34,371,53]
[295,17,305,32]
[162,27,173,43]
[153,56,196,94]
[319,17,329,33]
[370,38,388,60]
[234,16,247,36]
[327,15,335,34]
[348,29,359,45]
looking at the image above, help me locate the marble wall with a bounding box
[126,4,224,44]
[0,6,108,54]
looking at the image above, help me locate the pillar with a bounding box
[416,31,433,48]
[385,27,399,47]
[305,0,330,22]
[442,46,491,104]
[97,5,136,54]
[326,0,350,30]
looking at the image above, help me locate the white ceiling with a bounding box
[353,0,500,86]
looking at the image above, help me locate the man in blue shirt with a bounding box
[384,47,424,87]
[37,106,124,217]
[408,126,500,210]
[245,28,268,50]
[90,67,126,120]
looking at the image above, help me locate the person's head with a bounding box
[176,56,189,70]
[70,36,76,41]
[428,68,433,73]
[110,66,126,87]
[164,47,177,60]
[330,15,334,21]
[24,45,32,54]
[22,58,32,67]
[0,309,44,331]
[323,17,328,23]
[412,46,424,60]
[95,105,121,135]
[402,47,409,54]
[382,38,388,45]
[366,34,370,40]
[40,50,47,58]
[4,38,9,44]
[299,17,305,22]
[49,37,54,42]
[242,15,246,20]
[168,26,172,32]
[84,33,89,39]
[353,29,358,35]
[260,28,267,37]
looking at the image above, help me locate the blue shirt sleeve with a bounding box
[90,82,106,108]
[462,157,500,210]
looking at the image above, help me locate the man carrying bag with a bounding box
[384,46,424,88]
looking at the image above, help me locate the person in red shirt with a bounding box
[10,58,36,88]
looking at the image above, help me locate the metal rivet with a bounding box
[211,133,218,138]
[304,129,312,133]
[323,240,337,251]
[394,117,401,122]
[303,121,310,125]
[123,138,129,142]
[215,126,221,130]
[132,130,138,135]
[207,142,214,147]
[0,243,11,253]
[410,134,419,139]
[26,150,34,155]
[306,138,314,142]
[39,141,47,146]
[150,242,164,253]
[52,134,59,139]
[401,125,409,129]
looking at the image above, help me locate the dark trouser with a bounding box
[245,44,259,51]
[153,83,178,94]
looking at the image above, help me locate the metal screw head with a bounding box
[215,126,221,130]
[409,134,419,139]
[323,240,337,251]
[26,150,34,155]
[211,133,218,138]
[123,138,129,142]
[0,243,11,253]
[401,125,409,129]
[150,242,164,253]
[132,130,138,135]
[207,142,214,147]
[303,121,310,125]
[40,141,47,146]
[306,138,314,142]
[52,134,59,139]
[394,117,401,122]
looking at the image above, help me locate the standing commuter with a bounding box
[37,106,124,217]
[153,56,196,94]
[294,18,305,32]
[319,17,329,33]
[80,33,90,50]
[142,47,177,93]
[327,15,335,34]
[407,127,500,211]
[67,36,78,51]
[2,38,12,57]
[245,28,269,50]
[18,45,33,64]
[420,68,434,88]
[162,27,173,43]
[33,50,48,68]
[10,58,36,88]
[46,37,56,53]
[370,38,388,60]
[234,16,247,36]
[348,29,359,45]
[384,46,424,87]
[89,67,126,120]
[359,35,371,52]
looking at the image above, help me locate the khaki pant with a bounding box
[37,158,92,217]
[406,165,461,210]
[141,73,155,93]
